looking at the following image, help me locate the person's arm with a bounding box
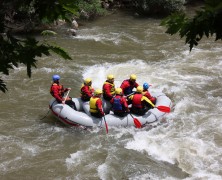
[142,96,155,108]
[144,91,152,99]
[64,87,71,92]
[144,91,156,103]
[135,82,139,88]
[122,98,130,112]
[96,99,105,116]
[120,81,127,92]
[127,95,133,105]
[110,98,114,104]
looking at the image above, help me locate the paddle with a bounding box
[146,98,171,113]
[155,105,171,113]
[125,91,136,98]
[58,89,71,118]
[129,113,142,128]
[62,89,71,104]
[103,116,108,134]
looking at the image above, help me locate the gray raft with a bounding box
[49,92,172,129]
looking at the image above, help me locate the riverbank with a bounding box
[3,0,204,36]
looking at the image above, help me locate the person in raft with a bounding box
[80,78,94,101]
[142,82,156,104]
[120,74,139,96]
[128,86,154,115]
[102,74,115,101]
[110,88,130,117]
[50,74,76,109]
[89,89,105,118]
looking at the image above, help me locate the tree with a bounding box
[132,0,185,16]
[161,0,222,51]
[0,0,78,93]
[0,0,110,93]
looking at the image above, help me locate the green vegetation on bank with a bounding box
[0,0,112,92]
[1,0,221,92]
[130,0,185,16]
[1,0,80,92]
[161,0,222,51]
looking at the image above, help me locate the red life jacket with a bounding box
[50,83,64,97]
[132,94,143,108]
[80,84,93,101]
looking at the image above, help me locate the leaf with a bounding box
[0,79,8,93]
[62,5,79,15]
[48,46,72,60]
[41,30,57,36]
[161,0,222,51]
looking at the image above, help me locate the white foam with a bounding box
[97,163,109,180]
[125,130,176,164]
[81,60,163,92]
[20,143,40,156]
[66,150,84,169]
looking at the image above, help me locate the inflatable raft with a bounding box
[49,92,172,130]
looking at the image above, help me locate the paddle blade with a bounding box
[134,118,142,128]
[157,106,171,113]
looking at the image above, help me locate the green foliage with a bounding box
[41,30,57,36]
[132,0,185,15]
[48,45,72,60]
[0,79,7,93]
[1,0,106,93]
[0,33,72,91]
[77,0,107,19]
[161,13,187,34]
[0,0,77,93]
[161,0,222,51]
[33,0,79,23]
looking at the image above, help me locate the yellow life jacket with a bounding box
[89,97,99,113]
[103,81,115,95]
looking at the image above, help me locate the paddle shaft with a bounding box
[129,113,134,119]
[63,89,71,103]
[103,116,108,134]
[58,89,71,118]
[126,91,135,98]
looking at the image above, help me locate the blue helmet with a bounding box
[52,74,60,81]
[143,83,149,90]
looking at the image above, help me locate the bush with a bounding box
[77,0,107,19]
[131,0,185,16]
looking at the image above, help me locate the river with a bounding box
[1,11,222,179]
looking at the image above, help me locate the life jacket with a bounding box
[80,84,93,100]
[103,81,115,95]
[142,90,151,98]
[132,94,143,108]
[50,83,64,97]
[142,90,156,104]
[89,97,99,113]
[113,96,123,111]
[122,80,134,95]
